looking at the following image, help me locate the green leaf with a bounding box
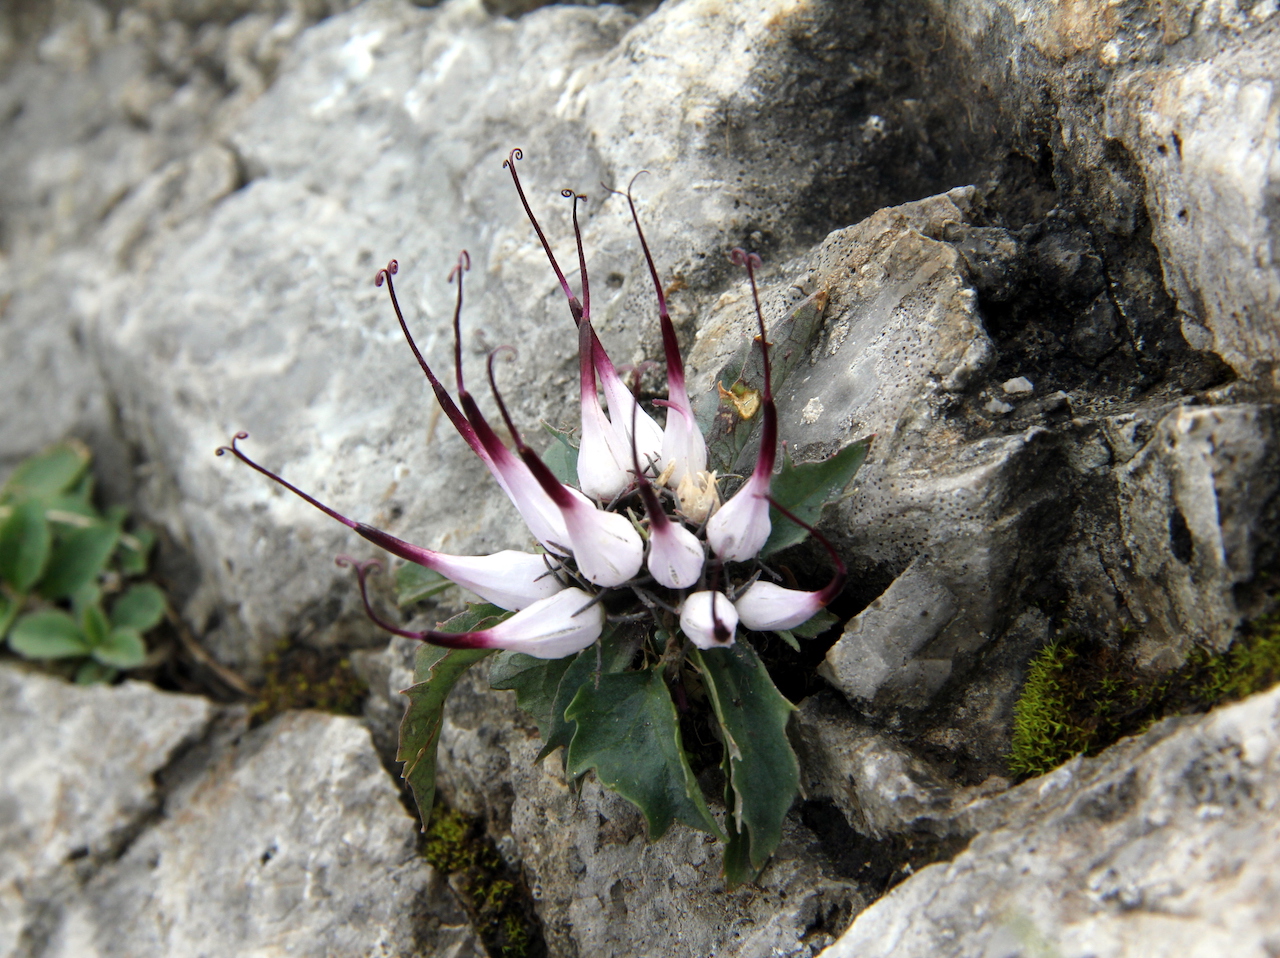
[774,629,801,652]
[75,660,117,684]
[92,626,147,668]
[396,603,509,826]
[395,563,453,607]
[110,583,167,632]
[692,641,799,873]
[0,593,19,640]
[82,603,110,647]
[791,608,840,639]
[0,499,51,592]
[1,440,91,503]
[38,523,120,599]
[117,527,155,575]
[565,668,722,841]
[489,652,577,744]
[695,289,829,474]
[9,610,90,659]
[540,421,580,486]
[761,437,872,557]
[70,581,101,616]
[492,624,634,762]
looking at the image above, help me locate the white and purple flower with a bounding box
[218,150,843,658]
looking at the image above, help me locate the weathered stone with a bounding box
[0,665,214,957]
[37,709,482,958]
[1115,403,1280,661]
[821,684,1280,958]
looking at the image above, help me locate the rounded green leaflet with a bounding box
[39,524,120,599]
[91,627,147,669]
[0,440,91,503]
[110,583,167,632]
[0,499,51,593]
[9,610,90,659]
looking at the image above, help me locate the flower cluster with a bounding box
[218,148,843,661]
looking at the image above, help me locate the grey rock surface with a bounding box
[0,664,479,958]
[0,665,214,957]
[4,0,1280,956]
[820,684,1280,958]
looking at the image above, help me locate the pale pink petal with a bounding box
[679,590,738,650]
[733,581,824,632]
[646,520,704,590]
[561,498,644,587]
[706,471,772,562]
[480,587,605,659]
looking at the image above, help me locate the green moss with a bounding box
[423,805,540,958]
[1009,611,1280,779]
[251,642,367,725]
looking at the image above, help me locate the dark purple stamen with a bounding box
[216,433,449,569]
[337,556,489,649]
[563,189,590,322]
[731,247,777,480]
[376,259,480,454]
[766,496,847,604]
[504,148,583,324]
[607,172,688,394]
[449,251,471,397]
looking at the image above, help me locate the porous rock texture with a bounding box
[3,0,1280,956]
[0,664,479,958]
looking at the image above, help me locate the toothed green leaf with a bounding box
[762,437,872,557]
[565,668,722,841]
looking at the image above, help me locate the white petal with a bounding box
[426,550,564,611]
[660,400,707,487]
[578,388,632,501]
[646,520,704,590]
[706,472,771,562]
[679,590,738,650]
[733,580,823,631]
[562,499,644,587]
[483,587,604,659]
[487,443,573,553]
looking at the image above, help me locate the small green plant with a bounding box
[424,805,537,958]
[1010,614,1280,778]
[250,642,367,725]
[1,441,165,683]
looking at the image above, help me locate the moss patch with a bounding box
[1010,612,1280,778]
[423,805,541,958]
[250,642,367,726]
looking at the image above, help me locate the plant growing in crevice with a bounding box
[1009,613,1280,778]
[219,151,870,883]
[1,441,166,683]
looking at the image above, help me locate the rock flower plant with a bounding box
[220,150,869,883]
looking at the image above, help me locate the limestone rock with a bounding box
[36,709,482,958]
[821,684,1280,958]
[0,665,213,957]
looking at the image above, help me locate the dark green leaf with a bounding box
[92,626,147,668]
[71,581,101,616]
[75,660,117,685]
[0,594,18,641]
[720,766,764,888]
[397,603,509,826]
[693,642,799,872]
[110,583,167,632]
[790,608,840,639]
[489,652,576,743]
[492,624,634,762]
[395,563,452,607]
[0,499,51,592]
[1,441,91,503]
[117,527,155,575]
[38,524,120,599]
[761,437,872,557]
[540,421,580,486]
[9,610,90,659]
[565,668,722,841]
[82,604,110,647]
[695,289,829,474]
[774,629,801,652]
